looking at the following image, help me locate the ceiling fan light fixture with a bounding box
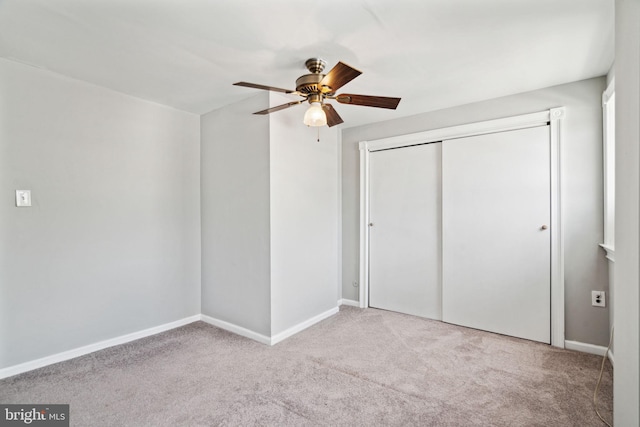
[303,101,327,127]
[234,58,401,127]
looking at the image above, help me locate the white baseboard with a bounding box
[200,314,271,345]
[607,350,614,367]
[0,315,201,380]
[2,306,342,379]
[201,307,339,346]
[338,298,360,307]
[271,306,339,345]
[565,340,609,357]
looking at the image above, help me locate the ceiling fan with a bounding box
[233,58,401,127]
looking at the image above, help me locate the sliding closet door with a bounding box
[442,126,551,343]
[369,143,441,320]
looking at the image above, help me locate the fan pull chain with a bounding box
[317,127,320,143]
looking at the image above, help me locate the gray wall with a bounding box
[200,93,272,336]
[0,58,201,369]
[269,93,340,335]
[200,92,340,337]
[341,77,609,346]
[613,0,640,423]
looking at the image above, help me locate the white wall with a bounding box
[269,94,340,335]
[613,0,640,423]
[200,93,272,336]
[0,58,201,369]
[342,77,609,346]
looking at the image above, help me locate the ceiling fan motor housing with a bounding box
[296,73,325,95]
[296,58,335,96]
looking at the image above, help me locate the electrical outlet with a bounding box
[592,291,606,307]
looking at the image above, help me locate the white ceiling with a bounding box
[0,0,614,128]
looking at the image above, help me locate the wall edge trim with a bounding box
[0,314,201,380]
[565,339,609,357]
[200,314,271,345]
[339,298,361,307]
[271,306,339,345]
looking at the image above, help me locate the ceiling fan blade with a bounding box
[253,100,304,115]
[323,104,344,127]
[319,62,362,93]
[234,81,295,94]
[336,94,401,109]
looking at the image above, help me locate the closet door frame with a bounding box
[358,107,566,348]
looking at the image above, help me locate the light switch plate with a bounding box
[16,190,31,207]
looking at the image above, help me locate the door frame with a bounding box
[358,107,566,348]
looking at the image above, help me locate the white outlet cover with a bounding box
[591,291,606,307]
[16,190,31,207]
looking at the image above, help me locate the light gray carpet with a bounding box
[1,307,613,426]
